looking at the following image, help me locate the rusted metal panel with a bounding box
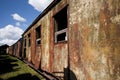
[20,0,68,78]
[51,0,68,74]
[49,10,54,73]
[53,0,68,16]
[27,47,31,61]
[30,28,36,64]
[53,42,68,79]
[8,0,120,79]
[40,13,52,72]
[8,38,23,58]
[8,46,13,55]
[34,46,42,69]
[15,39,22,58]
[68,0,120,80]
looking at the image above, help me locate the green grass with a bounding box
[0,54,46,80]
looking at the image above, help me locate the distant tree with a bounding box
[0,44,9,54]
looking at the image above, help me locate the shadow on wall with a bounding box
[50,67,77,80]
[64,67,77,80]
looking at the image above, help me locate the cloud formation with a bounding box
[11,13,26,22]
[0,25,23,46]
[16,22,21,26]
[28,0,53,12]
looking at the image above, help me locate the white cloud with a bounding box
[16,22,21,26]
[11,13,26,22]
[0,43,4,46]
[0,25,23,46]
[0,39,17,46]
[28,0,54,12]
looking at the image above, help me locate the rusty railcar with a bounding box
[8,38,23,58]
[8,0,120,80]
[22,0,68,79]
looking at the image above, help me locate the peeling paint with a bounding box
[69,0,120,80]
[8,0,120,80]
[110,15,120,24]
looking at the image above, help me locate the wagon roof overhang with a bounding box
[22,0,61,36]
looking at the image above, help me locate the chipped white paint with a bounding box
[93,23,100,44]
[110,15,120,24]
[69,0,102,25]
[69,12,78,24]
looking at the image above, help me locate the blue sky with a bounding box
[0,0,53,46]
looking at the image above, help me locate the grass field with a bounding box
[0,54,46,80]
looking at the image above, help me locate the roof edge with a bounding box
[22,0,61,36]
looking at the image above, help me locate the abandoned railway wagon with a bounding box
[8,38,23,58]
[8,0,120,80]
